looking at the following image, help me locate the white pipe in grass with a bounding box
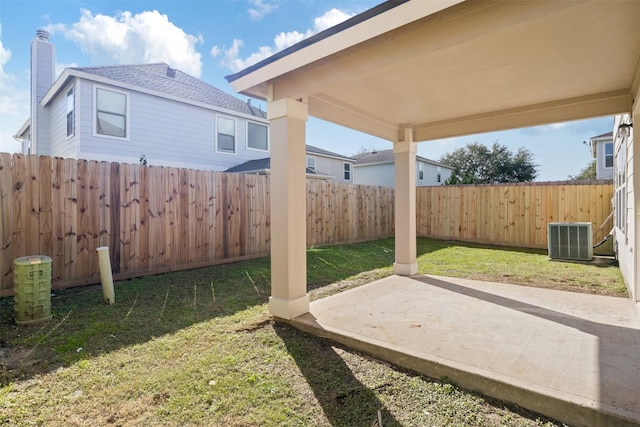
[96,247,115,305]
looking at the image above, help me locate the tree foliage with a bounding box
[440,142,538,185]
[568,159,596,180]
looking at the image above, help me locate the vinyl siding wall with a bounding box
[31,38,54,155]
[72,79,268,170]
[354,163,396,187]
[417,160,451,187]
[595,139,614,180]
[614,114,636,301]
[45,80,78,159]
[354,161,452,188]
[310,154,353,182]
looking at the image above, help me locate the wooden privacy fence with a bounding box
[0,154,394,295]
[307,179,394,247]
[0,153,614,296]
[416,181,614,248]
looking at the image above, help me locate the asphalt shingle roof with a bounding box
[225,157,328,176]
[591,131,613,139]
[353,149,451,168]
[72,63,266,118]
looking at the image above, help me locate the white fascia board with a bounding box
[42,69,268,123]
[14,117,31,138]
[353,161,392,167]
[229,0,465,97]
[416,156,452,169]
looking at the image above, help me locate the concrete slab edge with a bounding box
[284,315,640,427]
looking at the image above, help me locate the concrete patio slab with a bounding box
[287,275,640,427]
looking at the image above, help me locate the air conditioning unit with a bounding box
[547,222,593,261]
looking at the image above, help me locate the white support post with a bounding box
[393,127,418,275]
[267,98,310,319]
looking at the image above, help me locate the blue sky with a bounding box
[0,0,613,181]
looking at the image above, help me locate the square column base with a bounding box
[394,262,418,276]
[269,294,310,320]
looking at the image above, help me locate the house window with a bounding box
[217,116,236,153]
[418,163,424,181]
[437,173,441,183]
[66,87,74,137]
[95,87,128,138]
[615,140,627,234]
[247,122,268,151]
[605,142,614,168]
[306,155,316,170]
[343,163,351,181]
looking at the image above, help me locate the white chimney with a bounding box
[30,29,55,154]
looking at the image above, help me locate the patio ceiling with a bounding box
[227,0,640,142]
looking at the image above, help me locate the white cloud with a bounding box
[313,8,352,32]
[248,0,278,21]
[210,45,221,58]
[47,9,203,77]
[221,8,354,73]
[0,24,29,153]
[55,61,78,79]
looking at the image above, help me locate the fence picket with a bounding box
[0,152,615,296]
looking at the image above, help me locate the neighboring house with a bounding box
[352,149,452,187]
[589,131,614,180]
[226,144,355,182]
[612,114,634,301]
[13,30,269,171]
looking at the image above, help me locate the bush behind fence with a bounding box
[0,153,613,295]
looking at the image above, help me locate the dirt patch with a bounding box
[0,344,61,385]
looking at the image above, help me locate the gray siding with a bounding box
[354,163,396,187]
[45,80,78,158]
[74,79,269,170]
[31,38,54,155]
[355,161,452,187]
[417,160,451,186]
[595,140,614,180]
[311,154,353,182]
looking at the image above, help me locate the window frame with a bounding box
[343,162,351,181]
[604,142,614,168]
[66,86,75,138]
[306,155,316,171]
[418,162,424,181]
[93,85,130,140]
[246,120,269,152]
[614,137,627,235]
[216,114,237,155]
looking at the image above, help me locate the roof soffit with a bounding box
[233,0,640,142]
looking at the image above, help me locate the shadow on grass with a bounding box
[417,237,548,257]
[274,322,399,426]
[0,257,275,386]
[0,239,401,386]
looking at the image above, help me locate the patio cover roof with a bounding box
[227,0,640,142]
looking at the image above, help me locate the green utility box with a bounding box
[13,256,53,325]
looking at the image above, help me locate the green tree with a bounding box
[440,142,538,184]
[568,159,597,180]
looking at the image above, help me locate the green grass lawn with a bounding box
[1,237,624,426]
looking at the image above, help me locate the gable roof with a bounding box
[353,149,451,169]
[44,63,266,119]
[590,131,613,140]
[589,131,614,158]
[225,157,329,177]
